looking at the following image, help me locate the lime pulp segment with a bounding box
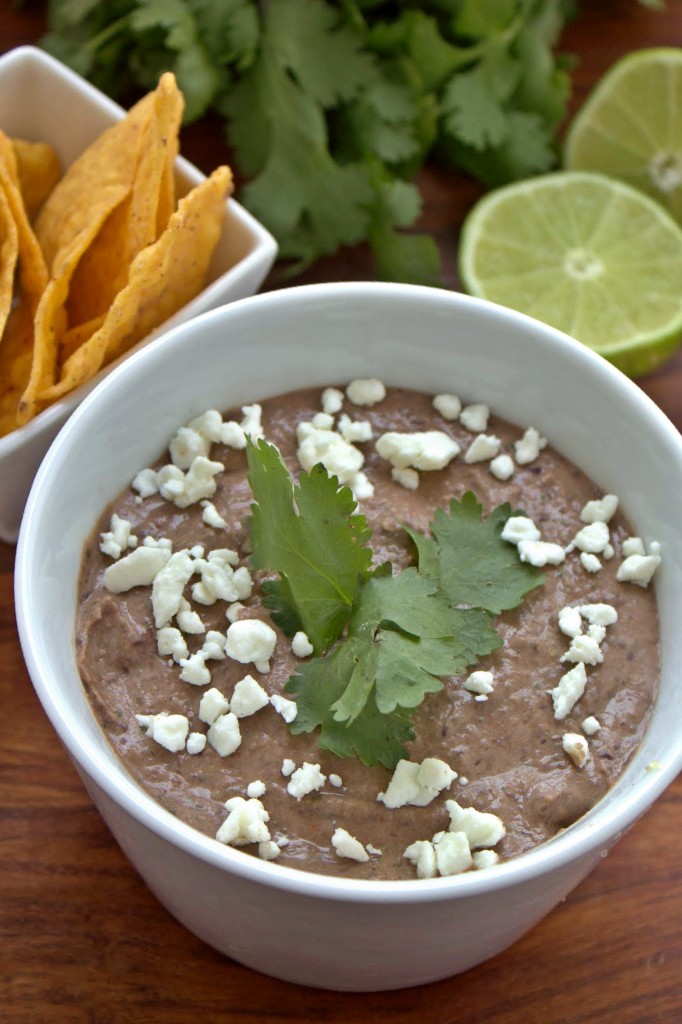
[564,48,682,225]
[458,171,682,377]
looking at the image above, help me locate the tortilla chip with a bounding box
[0,185,18,345]
[11,138,61,219]
[0,302,34,438]
[38,165,233,404]
[34,88,157,270]
[17,184,129,425]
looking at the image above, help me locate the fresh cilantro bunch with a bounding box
[43,0,581,283]
[246,440,543,769]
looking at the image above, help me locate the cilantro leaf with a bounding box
[287,567,501,768]
[247,439,372,654]
[406,492,544,614]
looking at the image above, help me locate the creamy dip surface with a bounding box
[75,385,660,880]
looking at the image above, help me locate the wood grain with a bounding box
[1,3,682,1021]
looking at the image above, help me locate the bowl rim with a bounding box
[0,44,277,461]
[16,280,682,904]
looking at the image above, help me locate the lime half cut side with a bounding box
[458,171,682,378]
[564,48,682,225]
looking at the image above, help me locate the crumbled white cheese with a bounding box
[192,551,250,606]
[463,434,501,464]
[551,662,587,719]
[270,693,298,723]
[132,467,159,498]
[188,408,224,444]
[281,758,296,777]
[587,623,606,644]
[350,470,375,501]
[179,651,211,686]
[378,757,456,809]
[560,633,604,666]
[518,540,566,567]
[445,800,506,848]
[346,378,386,406]
[500,515,540,544]
[216,796,270,846]
[391,466,420,490]
[459,403,489,432]
[176,598,205,634]
[136,712,189,753]
[199,687,230,724]
[200,630,227,661]
[404,839,439,879]
[291,631,314,658]
[434,831,474,876]
[169,426,210,470]
[572,521,610,554]
[151,549,195,627]
[337,414,373,443]
[230,674,270,718]
[472,849,500,869]
[376,430,460,471]
[247,780,266,799]
[328,773,343,788]
[207,712,241,756]
[582,716,601,736]
[186,732,207,755]
[332,828,370,863]
[489,453,514,481]
[514,427,547,465]
[617,552,661,587]
[558,606,582,639]
[287,762,327,800]
[312,411,335,430]
[258,840,281,861]
[240,404,264,441]
[99,514,137,559]
[225,602,245,623]
[103,545,171,593]
[580,552,602,573]
[580,603,618,627]
[321,386,344,415]
[463,670,494,695]
[432,393,462,420]
[220,420,247,449]
[201,501,227,529]
[156,626,189,663]
[174,456,225,508]
[562,732,590,767]
[225,619,277,673]
[622,536,646,557]
[580,494,619,523]
[297,422,365,484]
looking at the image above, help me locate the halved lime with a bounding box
[564,48,682,225]
[458,171,682,378]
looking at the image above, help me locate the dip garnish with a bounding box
[246,439,544,768]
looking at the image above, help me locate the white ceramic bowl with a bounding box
[0,45,277,543]
[15,283,682,991]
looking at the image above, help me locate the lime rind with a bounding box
[458,170,682,377]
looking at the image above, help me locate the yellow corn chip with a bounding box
[17,184,129,425]
[11,138,61,219]
[0,185,18,345]
[34,89,157,270]
[38,165,232,404]
[65,73,183,329]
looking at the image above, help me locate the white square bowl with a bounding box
[0,45,277,543]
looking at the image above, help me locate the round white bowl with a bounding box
[15,283,682,991]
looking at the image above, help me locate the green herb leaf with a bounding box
[406,491,545,614]
[288,567,500,767]
[246,439,372,654]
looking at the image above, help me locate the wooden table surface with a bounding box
[2,3,682,1021]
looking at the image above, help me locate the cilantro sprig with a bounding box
[247,440,543,768]
[41,0,596,283]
